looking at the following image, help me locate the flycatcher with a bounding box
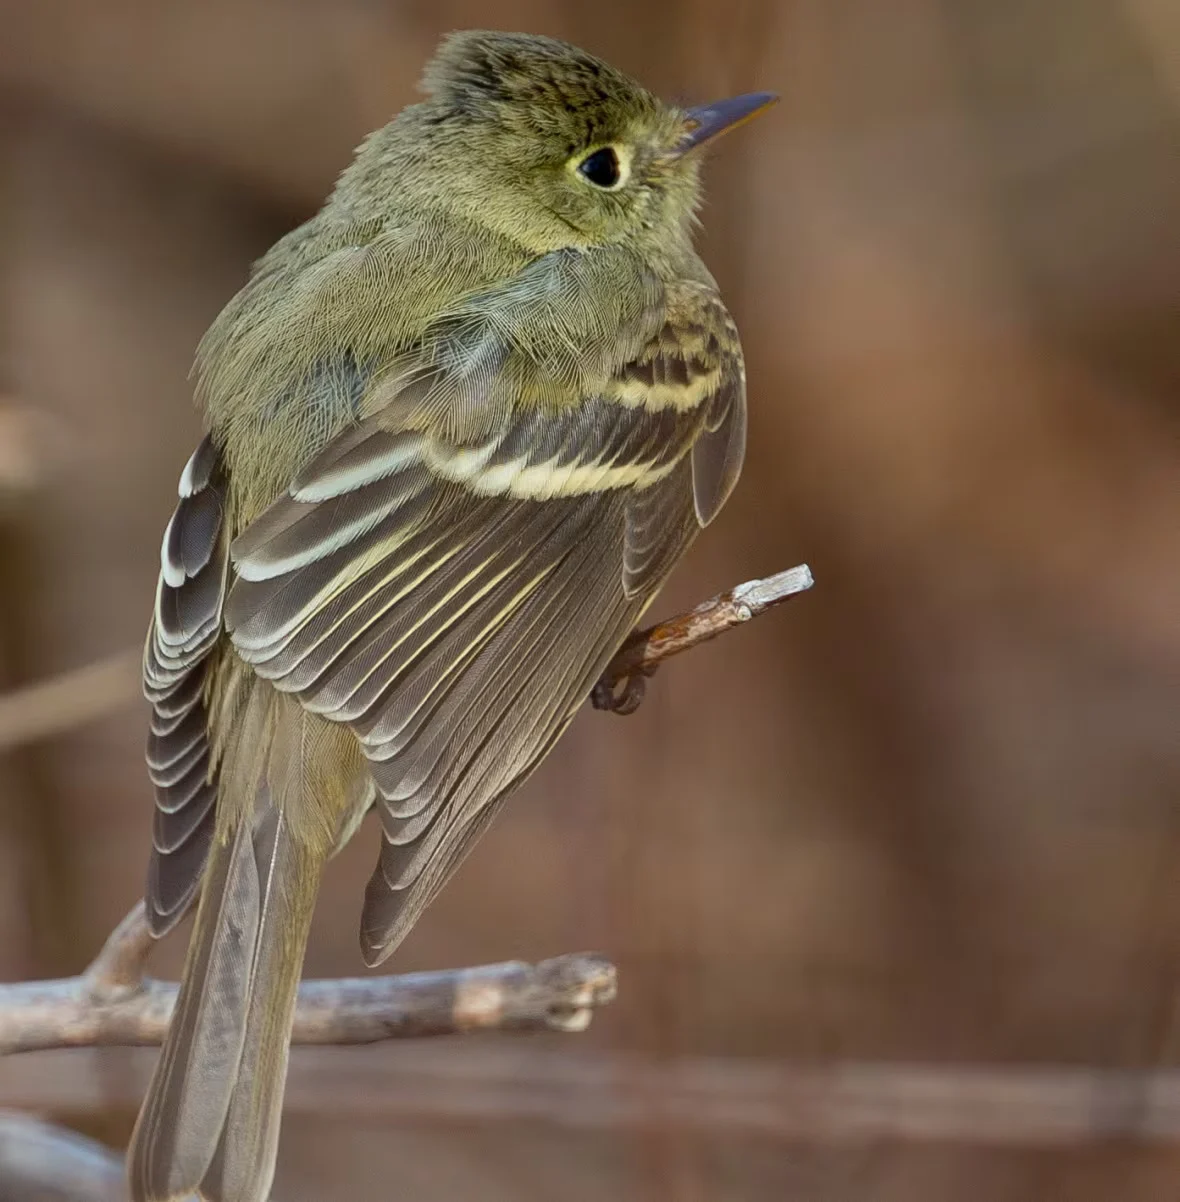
[128,29,775,1202]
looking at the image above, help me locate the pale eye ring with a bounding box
[575,145,629,191]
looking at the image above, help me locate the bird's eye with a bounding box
[577,146,624,190]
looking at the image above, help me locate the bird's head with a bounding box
[403,30,776,260]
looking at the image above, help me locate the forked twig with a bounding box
[593,563,813,712]
[0,905,617,1054]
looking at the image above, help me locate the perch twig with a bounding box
[593,563,813,711]
[0,901,616,1053]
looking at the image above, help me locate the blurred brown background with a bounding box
[0,1,1178,1199]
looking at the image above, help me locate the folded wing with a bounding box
[224,276,747,964]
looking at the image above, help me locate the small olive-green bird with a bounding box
[128,29,774,1202]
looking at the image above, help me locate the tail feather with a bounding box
[127,802,322,1202]
[201,808,317,1200]
[129,819,260,1198]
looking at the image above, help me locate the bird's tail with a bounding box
[127,805,322,1202]
[127,687,343,1202]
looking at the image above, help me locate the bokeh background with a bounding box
[0,1,1178,1199]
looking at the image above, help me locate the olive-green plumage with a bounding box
[128,29,774,1202]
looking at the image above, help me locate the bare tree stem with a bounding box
[0,900,617,1053]
[602,563,813,684]
[593,563,813,711]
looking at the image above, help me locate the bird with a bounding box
[127,29,775,1202]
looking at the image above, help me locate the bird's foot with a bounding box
[590,672,650,715]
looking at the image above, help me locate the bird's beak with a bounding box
[675,91,778,156]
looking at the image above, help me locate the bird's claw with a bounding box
[591,672,649,715]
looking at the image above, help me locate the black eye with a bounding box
[578,147,622,189]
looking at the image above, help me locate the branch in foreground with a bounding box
[0,901,616,1054]
[0,1112,145,1202]
[593,563,814,712]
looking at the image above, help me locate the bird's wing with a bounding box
[224,261,746,965]
[142,436,230,935]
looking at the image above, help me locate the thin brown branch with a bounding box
[83,900,157,992]
[594,563,814,712]
[0,902,616,1054]
[0,648,140,750]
